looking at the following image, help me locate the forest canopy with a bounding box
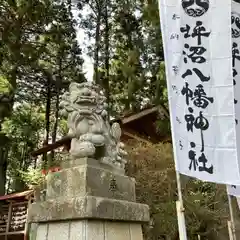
[0,0,236,239]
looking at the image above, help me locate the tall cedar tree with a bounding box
[0,0,84,194]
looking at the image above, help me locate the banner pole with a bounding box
[176,171,188,240]
[157,0,188,237]
[228,221,234,240]
[227,191,237,240]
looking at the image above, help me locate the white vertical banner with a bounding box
[227,184,240,196]
[226,0,240,193]
[159,0,240,185]
[227,1,240,193]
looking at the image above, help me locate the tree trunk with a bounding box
[52,82,61,143]
[94,13,101,84]
[0,78,16,196]
[45,80,51,144]
[126,7,133,112]
[0,5,22,195]
[50,93,60,164]
[43,75,51,165]
[104,0,110,117]
[50,51,62,164]
[13,146,28,192]
[0,133,9,196]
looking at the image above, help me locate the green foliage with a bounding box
[126,141,230,240]
[18,167,44,187]
[0,0,85,194]
[2,104,45,192]
[0,3,236,240]
[0,76,12,94]
[3,104,44,137]
[75,0,167,114]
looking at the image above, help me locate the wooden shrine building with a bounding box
[0,190,33,240]
[31,104,170,157]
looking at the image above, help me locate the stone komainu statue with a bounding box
[60,82,127,170]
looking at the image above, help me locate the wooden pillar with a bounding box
[5,201,12,240]
[24,196,32,240]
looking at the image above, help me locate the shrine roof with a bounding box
[30,104,170,157]
[0,190,33,201]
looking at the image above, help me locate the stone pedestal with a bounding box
[28,158,149,240]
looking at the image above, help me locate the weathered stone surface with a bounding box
[69,221,86,240]
[30,82,150,239]
[29,223,38,240]
[28,196,149,223]
[30,81,149,239]
[48,222,69,240]
[86,165,136,201]
[61,157,125,176]
[129,224,144,240]
[35,224,48,240]
[46,165,136,202]
[60,82,127,170]
[105,222,130,240]
[85,221,105,240]
[32,221,144,240]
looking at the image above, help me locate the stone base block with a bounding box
[61,158,125,176]
[33,220,143,240]
[45,163,136,202]
[29,158,149,240]
[28,196,149,223]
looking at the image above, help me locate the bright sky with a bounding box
[72,8,93,82]
[76,29,93,81]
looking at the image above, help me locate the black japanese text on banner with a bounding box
[160,0,240,184]
[227,0,240,195]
